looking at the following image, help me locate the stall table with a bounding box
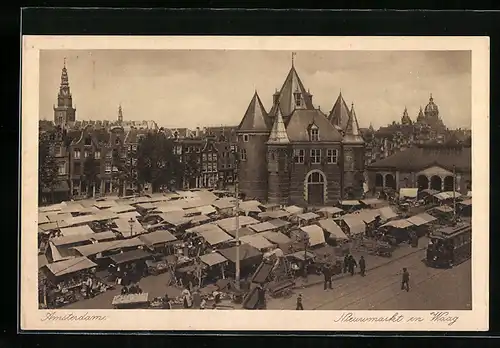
[112,293,149,309]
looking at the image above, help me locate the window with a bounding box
[310,149,321,164]
[221,164,225,169]
[74,149,81,159]
[327,149,338,164]
[196,147,200,153]
[310,128,319,141]
[58,163,66,175]
[208,153,213,161]
[94,151,101,159]
[112,166,118,172]
[240,149,247,161]
[84,136,92,146]
[213,154,217,161]
[243,134,249,142]
[174,146,182,155]
[54,146,62,156]
[106,151,112,159]
[294,149,305,164]
[105,163,112,173]
[202,163,208,172]
[84,150,90,158]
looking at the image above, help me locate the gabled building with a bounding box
[237,60,366,206]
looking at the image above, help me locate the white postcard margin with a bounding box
[20,36,490,331]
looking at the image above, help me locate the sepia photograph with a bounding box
[21,36,489,331]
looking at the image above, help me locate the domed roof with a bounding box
[424,94,439,115]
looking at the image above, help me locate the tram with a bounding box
[426,222,471,268]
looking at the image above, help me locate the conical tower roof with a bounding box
[343,103,364,144]
[269,65,314,117]
[238,91,271,133]
[401,106,412,125]
[267,106,290,144]
[328,91,351,129]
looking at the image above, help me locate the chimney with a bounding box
[195,127,200,137]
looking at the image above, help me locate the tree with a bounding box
[39,132,59,204]
[183,152,201,189]
[136,132,181,192]
[83,156,100,198]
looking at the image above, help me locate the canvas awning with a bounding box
[381,219,414,229]
[399,188,419,199]
[258,210,291,219]
[90,231,117,242]
[459,199,472,206]
[38,213,50,225]
[196,225,234,246]
[360,198,385,206]
[297,212,320,221]
[109,204,137,214]
[94,200,118,209]
[356,209,381,224]
[225,227,255,238]
[199,252,228,267]
[339,200,361,206]
[60,203,85,214]
[318,206,344,215]
[240,234,275,251]
[117,211,142,219]
[287,250,315,261]
[64,212,118,227]
[50,232,95,247]
[284,205,304,215]
[214,216,259,232]
[248,221,276,233]
[378,206,398,220]
[109,249,151,265]
[139,230,177,246]
[341,216,366,235]
[159,212,192,227]
[406,212,437,226]
[44,256,97,277]
[47,212,73,223]
[212,197,238,210]
[318,219,349,240]
[112,217,146,237]
[190,214,211,224]
[217,243,262,264]
[434,205,454,213]
[59,225,95,237]
[239,200,263,213]
[268,219,291,229]
[300,225,326,247]
[421,189,439,196]
[195,205,217,215]
[261,231,292,245]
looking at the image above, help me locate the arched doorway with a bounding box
[385,174,396,190]
[375,173,384,187]
[443,176,454,191]
[430,175,442,191]
[417,175,429,191]
[305,170,326,205]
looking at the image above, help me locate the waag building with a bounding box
[236,61,366,207]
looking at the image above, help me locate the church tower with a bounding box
[236,91,272,202]
[342,103,365,199]
[53,58,76,128]
[401,107,412,125]
[267,106,291,206]
[118,104,123,125]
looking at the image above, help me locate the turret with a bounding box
[53,58,77,128]
[342,103,365,199]
[236,91,271,202]
[401,107,412,125]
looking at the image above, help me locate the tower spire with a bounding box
[291,52,296,67]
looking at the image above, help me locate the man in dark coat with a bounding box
[348,255,357,276]
[323,263,333,290]
[343,254,350,274]
[257,285,266,309]
[296,293,304,310]
[401,267,410,292]
[359,256,366,276]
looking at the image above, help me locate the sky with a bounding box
[39,50,471,130]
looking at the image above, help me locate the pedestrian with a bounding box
[322,263,333,290]
[296,293,304,310]
[257,285,266,310]
[343,254,349,274]
[348,255,357,276]
[359,256,366,277]
[401,267,410,292]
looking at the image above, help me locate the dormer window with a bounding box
[84,136,92,146]
[293,89,302,108]
[309,124,319,142]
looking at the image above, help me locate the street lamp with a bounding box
[128,217,134,237]
[303,234,310,280]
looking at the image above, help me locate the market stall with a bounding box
[406,212,437,237]
[317,218,349,245]
[380,219,415,244]
[317,206,344,218]
[248,221,277,233]
[218,243,263,279]
[199,252,229,285]
[457,199,472,217]
[296,212,321,226]
[112,293,149,309]
[108,249,153,285]
[378,206,399,221]
[139,229,177,254]
[240,234,275,252]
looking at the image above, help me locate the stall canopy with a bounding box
[399,188,419,199]
[466,191,472,197]
[459,199,472,207]
[318,219,349,240]
[381,219,414,229]
[49,241,76,262]
[199,252,228,267]
[59,203,85,214]
[421,189,439,196]
[225,227,255,238]
[318,206,344,215]
[300,225,326,246]
[44,256,97,277]
[112,217,146,237]
[94,200,118,209]
[38,221,69,233]
[218,243,262,264]
[136,202,157,210]
[287,250,315,261]
[159,212,192,227]
[434,191,462,201]
[152,203,184,214]
[268,218,291,229]
[239,200,263,213]
[356,209,381,224]
[240,234,275,251]
[117,211,142,219]
[261,231,292,245]
[109,204,137,214]
[339,200,361,206]
[360,198,385,207]
[214,216,259,232]
[406,213,437,226]
[248,221,277,233]
[434,205,454,213]
[39,203,64,213]
[297,212,320,222]
[186,223,217,234]
[59,225,96,237]
[50,233,96,247]
[285,205,304,215]
[212,197,238,210]
[72,237,145,257]
[196,225,234,246]
[38,213,50,225]
[47,212,73,223]
[190,214,211,224]
[195,205,217,216]
[378,206,398,221]
[64,212,118,227]
[109,249,151,265]
[258,210,291,219]
[342,215,366,236]
[139,230,177,246]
